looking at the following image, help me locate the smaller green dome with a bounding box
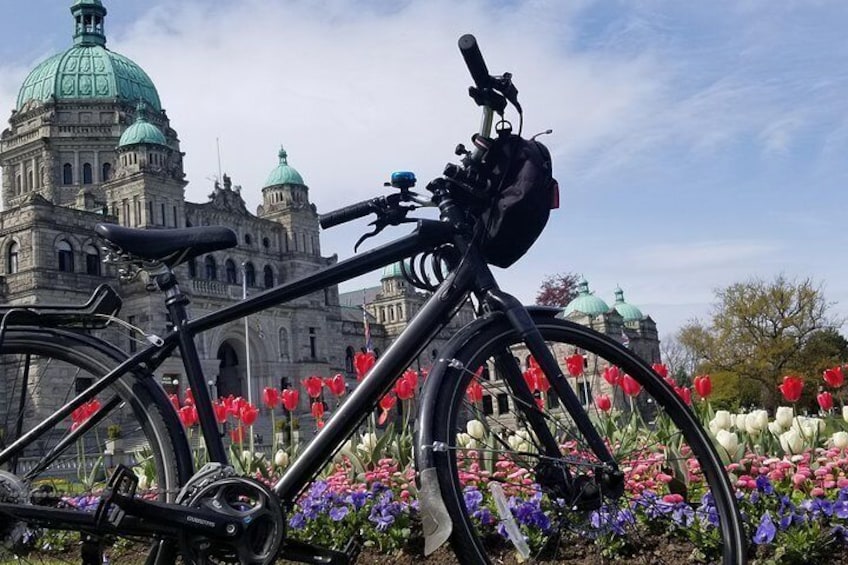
[563,279,610,317]
[381,261,406,279]
[613,287,644,322]
[264,147,304,187]
[118,107,166,148]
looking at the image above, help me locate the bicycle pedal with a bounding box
[93,464,138,529]
[280,538,358,564]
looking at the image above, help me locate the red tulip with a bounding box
[817,391,834,412]
[565,354,584,377]
[823,366,844,389]
[523,367,540,393]
[229,425,245,443]
[603,366,621,387]
[262,387,280,409]
[377,393,397,425]
[281,389,300,412]
[402,369,419,390]
[596,394,612,412]
[675,385,692,406]
[325,374,346,397]
[303,376,324,399]
[620,374,642,397]
[694,374,712,399]
[466,380,483,403]
[226,396,246,417]
[311,401,325,420]
[778,375,804,403]
[652,363,669,380]
[535,371,551,393]
[178,405,198,428]
[394,376,415,400]
[239,403,259,426]
[184,387,195,407]
[213,400,228,424]
[168,394,180,412]
[354,351,376,381]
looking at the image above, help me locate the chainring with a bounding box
[178,476,285,565]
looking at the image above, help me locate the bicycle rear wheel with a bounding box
[429,315,746,564]
[0,328,191,564]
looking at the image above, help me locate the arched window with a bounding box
[15,175,21,194]
[188,258,197,278]
[263,265,274,289]
[57,239,74,272]
[279,328,290,361]
[101,162,112,181]
[7,242,19,274]
[63,163,73,185]
[244,262,255,287]
[245,234,252,245]
[84,245,100,275]
[27,169,33,191]
[225,259,237,284]
[345,346,355,373]
[205,256,217,280]
[82,163,93,184]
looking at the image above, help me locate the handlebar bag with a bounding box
[480,133,558,268]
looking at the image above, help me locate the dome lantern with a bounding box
[612,286,644,322]
[263,146,305,187]
[71,0,107,47]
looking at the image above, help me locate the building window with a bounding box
[262,237,270,249]
[84,245,100,275]
[308,327,317,359]
[497,394,510,415]
[263,265,274,289]
[7,242,19,274]
[173,206,178,227]
[147,201,154,224]
[75,376,94,395]
[577,382,593,406]
[245,234,252,245]
[57,239,74,272]
[345,346,355,373]
[205,256,217,280]
[101,162,112,181]
[244,262,255,287]
[82,163,93,184]
[482,396,494,415]
[63,163,73,185]
[279,328,289,361]
[225,259,237,284]
[160,203,166,226]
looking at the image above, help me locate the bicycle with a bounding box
[0,35,747,564]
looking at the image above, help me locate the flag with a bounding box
[620,328,630,348]
[363,304,373,352]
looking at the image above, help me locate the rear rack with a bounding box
[0,284,122,329]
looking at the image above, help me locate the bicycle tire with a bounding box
[0,328,192,563]
[427,314,746,564]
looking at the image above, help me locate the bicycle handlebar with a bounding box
[458,34,490,89]
[318,197,385,229]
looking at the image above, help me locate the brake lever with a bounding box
[353,194,417,252]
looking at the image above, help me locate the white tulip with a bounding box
[137,474,150,491]
[775,406,795,429]
[746,410,769,436]
[734,413,748,433]
[843,406,848,424]
[711,410,732,432]
[715,430,740,458]
[457,433,478,450]
[767,421,784,436]
[779,428,804,455]
[466,419,486,441]
[832,432,848,450]
[274,449,290,467]
[358,432,378,454]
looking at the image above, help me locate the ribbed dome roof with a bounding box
[381,262,405,279]
[613,287,644,322]
[563,279,610,317]
[118,109,166,147]
[16,1,161,112]
[264,147,304,187]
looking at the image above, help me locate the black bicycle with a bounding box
[0,35,746,564]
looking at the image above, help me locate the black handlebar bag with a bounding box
[479,133,558,268]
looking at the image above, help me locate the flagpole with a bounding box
[242,262,252,405]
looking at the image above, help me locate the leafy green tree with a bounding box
[535,272,579,307]
[678,275,841,409]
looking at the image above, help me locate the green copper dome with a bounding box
[16,1,161,112]
[118,107,166,147]
[381,261,410,279]
[563,279,610,317]
[613,287,644,322]
[264,147,304,187]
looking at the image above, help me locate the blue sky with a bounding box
[1,0,847,340]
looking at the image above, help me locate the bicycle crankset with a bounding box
[178,476,285,565]
[0,470,37,554]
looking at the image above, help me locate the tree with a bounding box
[660,333,699,384]
[677,275,841,409]
[536,272,580,307]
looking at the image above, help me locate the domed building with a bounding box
[0,1,360,433]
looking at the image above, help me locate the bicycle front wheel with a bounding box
[429,315,746,564]
[0,328,191,564]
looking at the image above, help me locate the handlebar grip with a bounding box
[458,34,490,89]
[319,198,380,229]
